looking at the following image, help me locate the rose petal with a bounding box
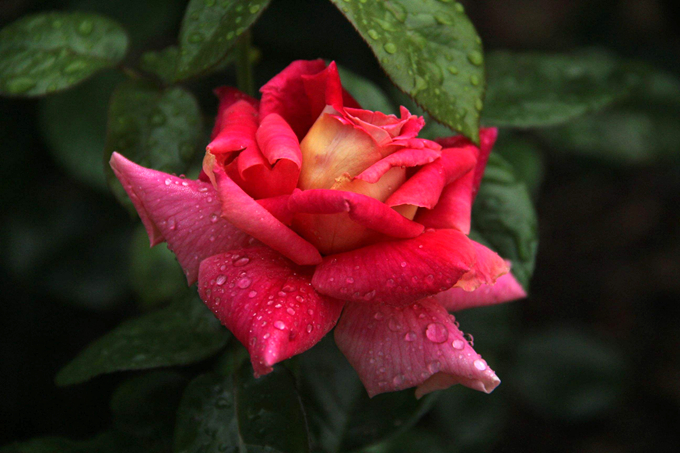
[288,188,424,240]
[109,152,252,284]
[206,100,260,159]
[343,106,424,146]
[312,229,475,304]
[211,87,259,138]
[259,59,327,139]
[435,271,527,312]
[436,127,498,200]
[302,61,360,124]
[213,166,322,265]
[454,241,509,292]
[334,298,501,398]
[414,169,475,234]
[198,248,344,377]
[354,148,442,184]
[386,146,477,210]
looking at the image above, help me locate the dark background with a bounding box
[1,0,679,451]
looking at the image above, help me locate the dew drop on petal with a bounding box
[474,359,486,371]
[274,321,286,331]
[237,277,251,288]
[425,323,448,343]
[215,275,227,286]
[452,339,465,350]
[404,331,417,342]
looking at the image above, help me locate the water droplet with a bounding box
[306,324,313,333]
[404,331,417,342]
[168,218,177,230]
[5,77,36,94]
[425,323,449,343]
[400,261,408,268]
[248,290,258,298]
[237,277,251,288]
[447,65,459,75]
[249,4,261,14]
[383,42,397,54]
[77,20,94,35]
[386,278,395,287]
[427,360,442,373]
[412,75,427,95]
[215,275,227,286]
[367,29,380,40]
[392,374,405,386]
[190,32,204,43]
[465,333,474,346]
[210,213,219,223]
[475,98,483,111]
[234,257,250,267]
[455,3,465,13]
[346,277,354,284]
[473,359,486,371]
[374,312,384,320]
[452,339,465,350]
[286,307,295,315]
[385,2,407,21]
[274,321,286,330]
[467,51,483,66]
[388,318,402,332]
[435,12,454,25]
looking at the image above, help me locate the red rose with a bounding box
[110,60,525,398]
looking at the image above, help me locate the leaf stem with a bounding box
[236,30,255,97]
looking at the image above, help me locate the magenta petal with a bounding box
[302,61,360,123]
[435,271,527,312]
[109,152,252,284]
[386,146,477,210]
[334,298,501,398]
[312,229,475,304]
[259,59,327,139]
[198,248,344,377]
[207,100,260,159]
[256,195,294,225]
[355,148,442,184]
[213,167,322,265]
[211,87,259,139]
[414,169,475,233]
[436,128,498,199]
[287,188,424,239]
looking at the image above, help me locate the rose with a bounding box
[110,60,526,398]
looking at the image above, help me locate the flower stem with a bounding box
[236,30,255,97]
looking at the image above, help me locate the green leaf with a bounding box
[492,134,545,197]
[111,371,188,452]
[39,70,124,191]
[129,225,186,310]
[483,50,630,128]
[149,0,271,83]
[0,432,146,453]
[537,66,680,164]
[336,65,396,115]
[174,362,309,453]
[299,336,437,453]
[0,12,129,97]
[104,79,203,204]
[509,327,626,420]
[471,153,539,290]
[55,291,229,386]
[330,0,485,143]
[361,428,451,453]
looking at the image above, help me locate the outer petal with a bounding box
[312,229,475,304]
[302,61,361,123]
[211,87,259,138]
[334,298,500,398]
[259,59,327,139]
[109,152,252,284]
[198,248,344,377]
[213,166,322,265]
[435,272,527,312]
[436,127,498,200]
[414,170,474,233]
[386,146,477,210]
[288,188,424,239]
[354,148,442,184]
[454,241,509,292]
[207,100,260,158]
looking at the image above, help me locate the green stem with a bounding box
[236,30,255,97]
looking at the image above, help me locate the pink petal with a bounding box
[334,298,501,398]
[454,241,510,292]
[342,106,424,146]
[386,146,477,210]
[436,128,498,199]
[198,248,344,377]
[287,188,424,239]
[207,100,260,158]
[312,229,475,304]
[213,166,322,266]
[435,271,527,312]
[354,148,442,184]
[414,169,475,234]
[256,195,294,225]
[259,59,327,139]
[109,152,252,284]
[302,61,361,124]
[211,87,259,139]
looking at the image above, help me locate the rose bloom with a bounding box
[110,60,526,398]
